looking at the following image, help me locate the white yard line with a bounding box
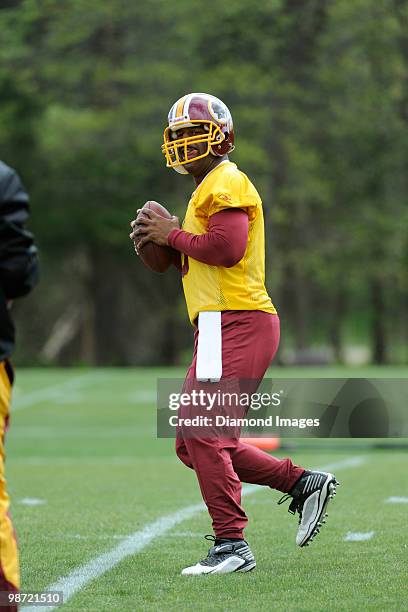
[385,496,408,504]
[11,372,103,412]
[21,456,367,612]
[344,531,374,542]
[313,456,366,472]
[18,498,46,506]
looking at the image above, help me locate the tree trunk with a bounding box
[329,286,347,362]
[371,277,387,364]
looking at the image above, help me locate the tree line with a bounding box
[0,0,407,365]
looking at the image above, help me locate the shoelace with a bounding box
[277,493,301,519]
[200,535,233,566]
[202,535,217,559]
[277,493,291,506]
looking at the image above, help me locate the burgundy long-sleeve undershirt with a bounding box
[168,208,249,269]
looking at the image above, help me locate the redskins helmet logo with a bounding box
[208,99,228,125]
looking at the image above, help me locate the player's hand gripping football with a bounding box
[130,206,180,254]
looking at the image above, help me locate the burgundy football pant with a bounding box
[176,311,304,540]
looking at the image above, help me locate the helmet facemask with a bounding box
[161,120,226,172]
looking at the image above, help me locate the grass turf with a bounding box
[6,367,408,611]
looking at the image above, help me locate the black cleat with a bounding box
[181,535,256,575]
[278,470,339,547]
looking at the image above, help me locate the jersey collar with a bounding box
[191,160,233,196]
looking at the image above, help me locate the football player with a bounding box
[0,160,38,607]
[130,93,338,575]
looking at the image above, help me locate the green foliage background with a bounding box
[1,0,407,365]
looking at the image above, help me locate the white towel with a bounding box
[196,311,222,382]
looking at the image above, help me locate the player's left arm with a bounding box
[0,163,38,300]
[167,172,256,267]
[168,208,248,268]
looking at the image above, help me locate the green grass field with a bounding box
[6,367,408,611]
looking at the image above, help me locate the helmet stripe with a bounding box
[175,95,189,119]
[183,93,195,119]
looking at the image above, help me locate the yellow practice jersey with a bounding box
[181,161,276,323]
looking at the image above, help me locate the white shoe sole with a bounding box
[297,473,339,547]
[182,555,256,575]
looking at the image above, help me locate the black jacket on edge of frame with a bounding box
[0,160,38,362]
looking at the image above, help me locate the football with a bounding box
[136,201,174,273]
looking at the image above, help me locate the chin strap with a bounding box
[172,164,189,175]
